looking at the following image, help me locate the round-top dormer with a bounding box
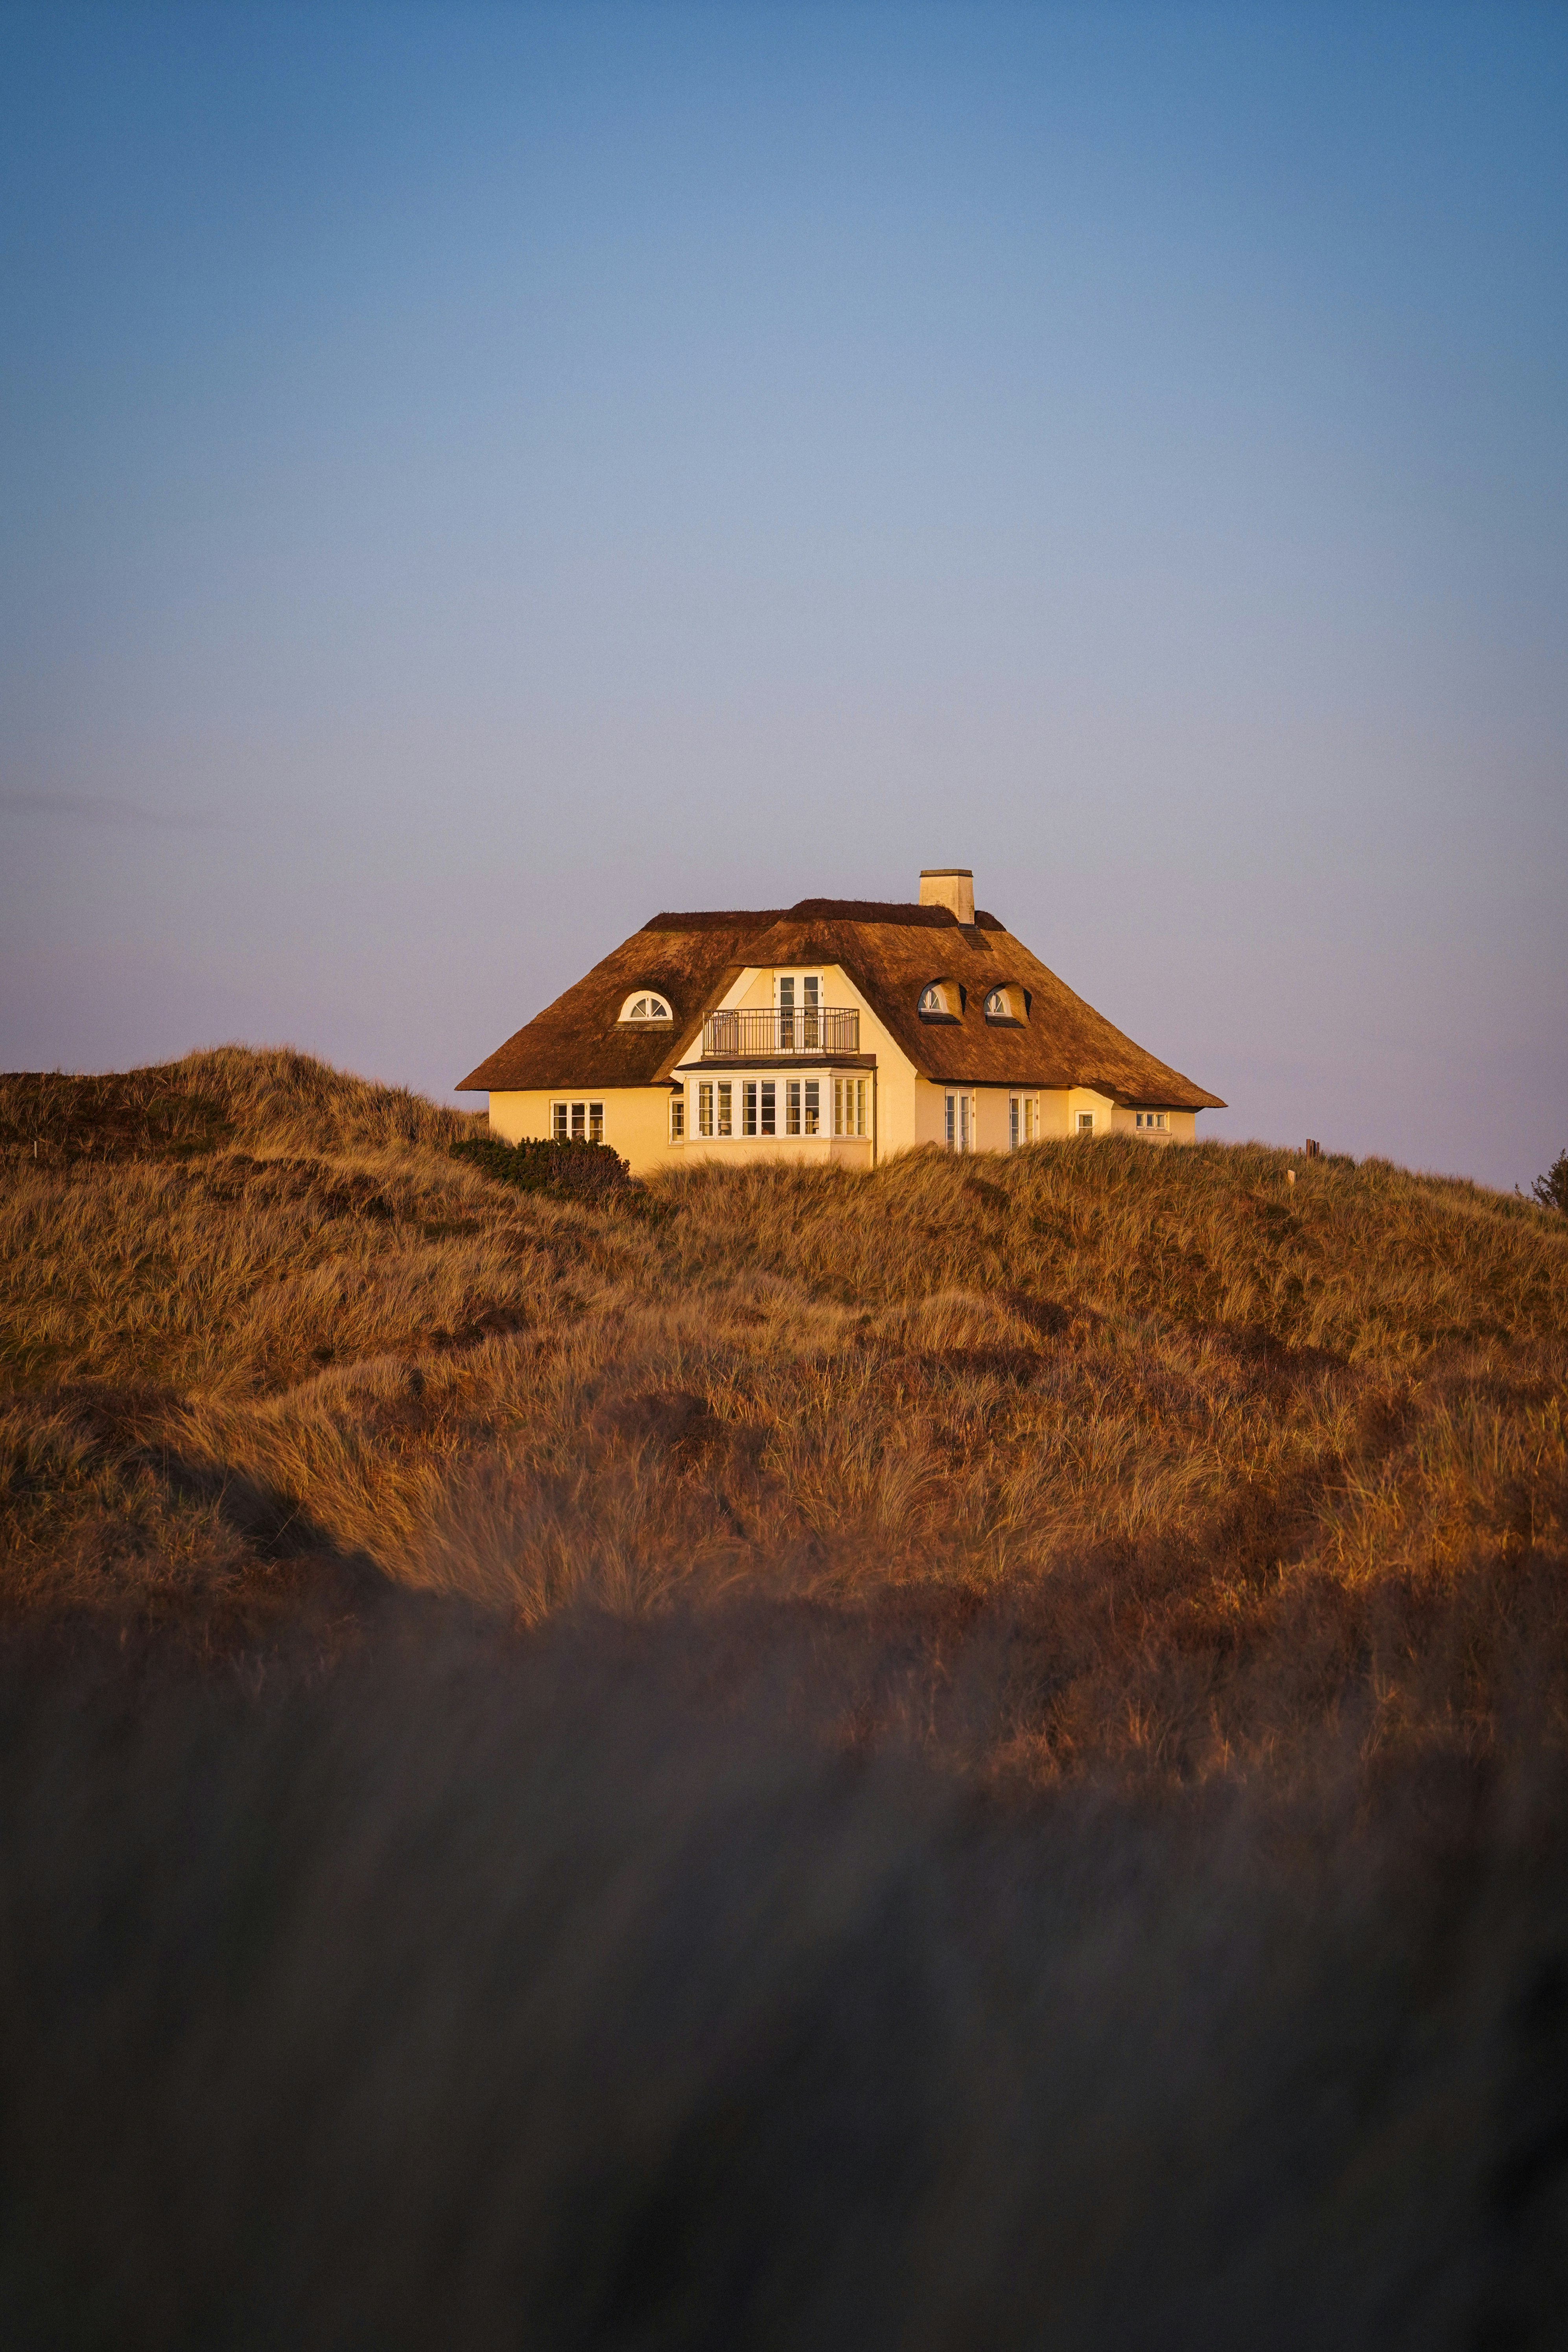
[619,991,674,1024]
[917,979,964,1021]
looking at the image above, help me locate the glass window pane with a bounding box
[718,1082,732,1136]
[761,1082,775,1135]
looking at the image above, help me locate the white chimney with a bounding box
[919,868,975,925]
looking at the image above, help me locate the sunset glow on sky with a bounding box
[3,4,1564,1188]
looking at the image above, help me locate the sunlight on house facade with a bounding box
[459,870,1224,1175]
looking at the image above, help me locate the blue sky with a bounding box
[2,2,1564,1188]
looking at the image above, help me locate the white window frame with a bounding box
[618,992,673,1025]
[669,1093,685,1141]
[551,1100,604,1143]
[775,972,822,1052]
[944,1091,975,1152]
[1077,1110,1094,1134]
[833,1077,867,1137]
[1135,1110,1169,1133]
[1008,1094,1038,1149]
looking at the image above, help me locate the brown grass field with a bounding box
[2,1048,1566,2346]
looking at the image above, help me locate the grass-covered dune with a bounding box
[3,1048,1567,2347]
[3,1046,1564,1788]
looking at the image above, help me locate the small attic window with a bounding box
[984,985,1027,1024]
[619,992,673,1024]
[918,981,962,1020]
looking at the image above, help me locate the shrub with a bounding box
[449,1132,631,1199]
[1532,1149,1568,1214]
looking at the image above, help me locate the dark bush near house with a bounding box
[1532,1149,1568,1214]
[450,1133,632,1198]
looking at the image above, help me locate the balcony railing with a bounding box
[700,1006,860,1058]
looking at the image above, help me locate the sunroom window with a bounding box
[834,1077,867,1137]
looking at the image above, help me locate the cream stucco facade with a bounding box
[486,957,1203,1176]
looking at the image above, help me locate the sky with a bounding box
[2,2,1564,1190]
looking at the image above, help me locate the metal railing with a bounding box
[700,1006,859,1058]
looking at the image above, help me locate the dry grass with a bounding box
[5,1049,1568,2341]
[3,1047,1564,1791]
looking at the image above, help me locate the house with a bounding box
[457,868,1225,1174]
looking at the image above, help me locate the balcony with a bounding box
[700,1006,859,1059]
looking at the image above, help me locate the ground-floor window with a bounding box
[669,1093,685,1141]
[785,1079,820,1135]
[552,1100,604,1143]
[688,1073,864,1142]
[945,1092,974,1152]
[1135,1111,1168,1132]
[696,1081,734,1139]
[834,1077,867,1137]
[1010,1095,1038,1149]
[1077,1111,1094,1134]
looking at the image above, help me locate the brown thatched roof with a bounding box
[457,901,1225,1110]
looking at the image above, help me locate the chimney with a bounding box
[919,868,975,925]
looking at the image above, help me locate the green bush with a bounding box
[1531,1149,1568,1214]
[449,1133,630,1199]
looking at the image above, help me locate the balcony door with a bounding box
[776,973,821,1054]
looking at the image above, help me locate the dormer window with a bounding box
[918,980,962,1020]
[983,985,1028,1024]
[619,992,673,1024]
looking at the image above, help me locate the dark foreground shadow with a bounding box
[0,1620,1565,2351]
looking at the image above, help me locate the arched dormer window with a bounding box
[984,985,1028,1024]
[918,980,963,1021]
[619,991,673,1024]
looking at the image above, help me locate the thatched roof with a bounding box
[457,901,1225,1110]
